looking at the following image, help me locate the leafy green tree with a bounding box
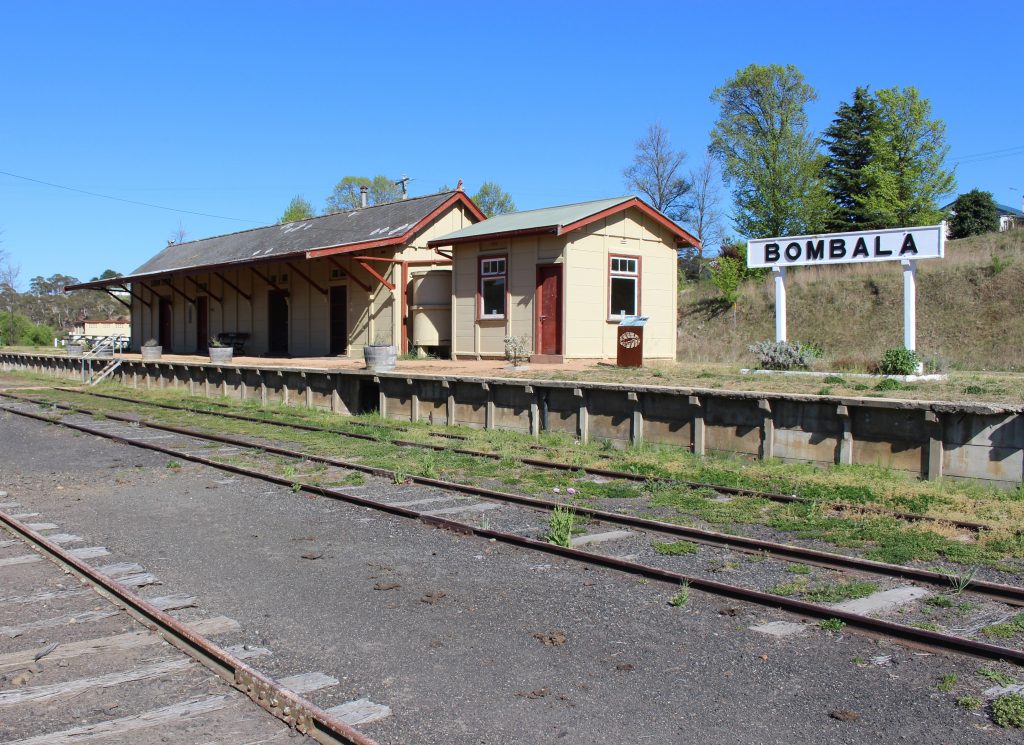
[948,189,1000,238]
[822,87,880,231]
[624,123,691,221]
[859,87,955,228]
[709,64,829,238]
[324,176,403,213]
[472,181,516,217]
[280,195,316,223]
[90,269,122,282]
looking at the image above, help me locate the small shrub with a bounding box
[546,507,575,548]
[879,347,920,375]
[991,255,1012,275]
[166,459,181,469]
[503,335,531,367]
[748,340,819,371]
[992,693,1024,728]
[937,673,958,692]
[816,386,833,396]
[921,354,949,374]
[823,374,846,384]
[963,384,985,395]
[874,377,904,392]
[819,618,845,632]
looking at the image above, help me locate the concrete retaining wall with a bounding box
[3,352,1021,489]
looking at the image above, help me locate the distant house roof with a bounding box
[427,196,700,248]
[942,197,1024,217]
[68,191,485,290]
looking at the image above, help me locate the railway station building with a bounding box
[429,197,700,362]
[68,191,699,363]
[68,191,485,358]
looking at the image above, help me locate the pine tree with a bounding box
[822,87,879,231]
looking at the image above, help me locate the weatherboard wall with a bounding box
[4,352,1021,489]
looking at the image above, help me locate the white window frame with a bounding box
[608,255,640,320]
[479,256,507,320]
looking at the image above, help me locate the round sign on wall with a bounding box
[619,331,640,349]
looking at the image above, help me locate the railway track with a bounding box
[3,394,1024,667]
[0,509,376,745]
[44,386,991,533]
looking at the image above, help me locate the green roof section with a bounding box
[429,195,700,247]
[430,196,633,242]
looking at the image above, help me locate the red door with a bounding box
[535,265,562,356]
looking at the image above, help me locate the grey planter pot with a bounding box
[66,344,84,356]
[209,347,234,364]
[363,344,397,372]
[141,346,162,361]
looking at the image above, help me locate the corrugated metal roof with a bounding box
[430,196,632,242]
[126,191,457,278]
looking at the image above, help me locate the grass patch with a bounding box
[669,581,690,607]
[803,581,878,604]
[166,459,181,469]
[546,507,575,548]
[937,673,957,693]
[819,618,845,632]
[978,667,1018,687]
[981,613,1024,639]
[956,695,982,711]
[912,621,941,632]
[785,563,812,574]
[651,540,700,556]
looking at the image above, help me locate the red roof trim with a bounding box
[427,225,558,248]
[307,192,486,259]
[558,197,701,247]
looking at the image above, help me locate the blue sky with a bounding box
[1,0,1021,285]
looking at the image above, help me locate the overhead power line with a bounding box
[0,169,266,224]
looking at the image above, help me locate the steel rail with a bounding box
[4,401,1023,668]
[4,393,1023,608]
[0,509,378,745]
[44,387,990,533]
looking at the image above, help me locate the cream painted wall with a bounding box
[451,206,678,360]
[128,199,477,358]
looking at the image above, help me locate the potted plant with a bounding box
[208,337,234,364]
[363,331,396,372]
[66,339,85,356]
[503,335,531,370]
[141,338,162,361]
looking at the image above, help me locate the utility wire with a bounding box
[0,169,266,224]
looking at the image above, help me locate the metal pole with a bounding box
[902,259,916,351]
[773,267,787,342]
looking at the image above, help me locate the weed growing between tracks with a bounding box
[22,383,1024,574]
[546,507,576,547]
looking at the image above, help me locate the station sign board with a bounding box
[747,224,944,269]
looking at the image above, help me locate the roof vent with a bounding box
[360,186,368,209]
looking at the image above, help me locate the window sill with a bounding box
[478,316,506,322]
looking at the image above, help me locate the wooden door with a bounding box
[196,296,209,353]
[267,290,289,355]
[158,298,173,353]
[535,265,562,356]
[330,285,348,356]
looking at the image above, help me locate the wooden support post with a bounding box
[925,411,943,480]
[133,370,139,389]
[836,405,853,465]
[260,374,268,407]
[203,376,210,397]
[629,391,643,446]
[302,373,312,409]
[759,399,774,460]
[331,376,340,414]
[483,383,494,429]
[444,380,455,426]
[409,379,419,424]
[220,369,227,398]
[282,375,289,406]
[689,395,705,456]
[379,388,388,419]
[186,367,194,396]
[526,386,539,437]
[171,366,179,388]
[239,372,247,402]
[575,388,588,444]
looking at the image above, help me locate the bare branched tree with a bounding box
[168,221,188,246]
[686,154,725,259]
[623,123,691,221]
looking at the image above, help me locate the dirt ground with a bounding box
[0,407,1018,744]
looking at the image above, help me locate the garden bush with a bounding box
[748,340,819,371]
[879,347,920,376]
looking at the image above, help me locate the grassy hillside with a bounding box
[679,230,1024,371]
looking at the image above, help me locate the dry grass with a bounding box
[678,230,1024,372]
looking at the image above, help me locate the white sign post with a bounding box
[747,224,944,349]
